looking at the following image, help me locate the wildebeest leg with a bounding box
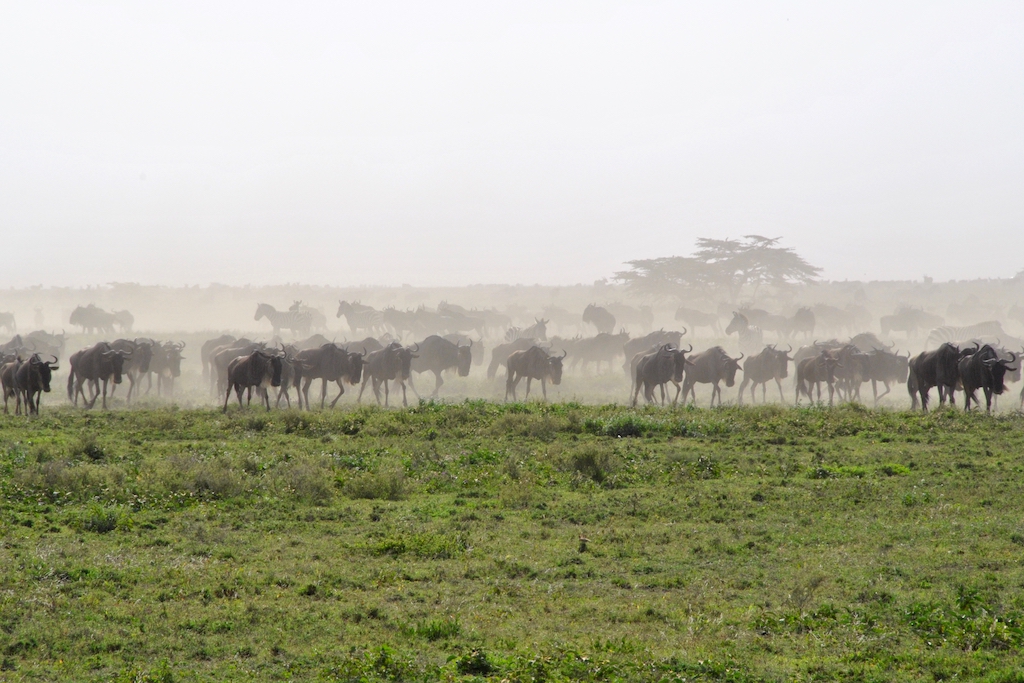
[524,377,532,401]
[383,379,390,407]
[406,374,422,401]
[540,378,547,401]
[432,370,443,398]
[737,377,749,405]
[329,380,346,409]
[101,379,110,410]
[263,387,272,411]
[357,376,371,403]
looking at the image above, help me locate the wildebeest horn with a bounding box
[411,343,419,352]
[888,340,895,349]
[467,338,473,348]
[684,343,693,353]
[736,352,744,361]
[680,326,687,336]
[786,344,792,353]
[50,355,58,364]
[560,349,567,359]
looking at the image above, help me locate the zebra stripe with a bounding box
[926,321,1005,348]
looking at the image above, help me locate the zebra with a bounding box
[255,303,312,336]
[925,321,1006,349]
[504,318,548,343]
[725,312,764,356]
[336,301,384,336]
[289,301,327,331]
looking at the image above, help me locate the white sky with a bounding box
[2,2,1022,287]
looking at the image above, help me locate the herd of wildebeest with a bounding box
[1,298,1023,415]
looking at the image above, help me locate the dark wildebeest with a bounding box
[1,357,24,414]
[202,334,237,379]
[832,344,871,402]
[881,307,945,338]
[256,303,311,336]
[631,343,692,406]
[109,338,154,404]
[606,303,654,333]
[680,346,743,407]
[342,337,384,355]
[505,346,566,401]
[958,344,1017,412]
[862,349,910,405]
[210,339,261,397]
[622,330,685,376]
[67,342,130,409]
[13,354,59,415]
[294,333,333,351]
[582,305,615,334]
[788,308,815,339]
[794,348,842,406]
[443,333,484,367]
[738,307,790,339]
[737,345,792,404]
[725,312,764,356]
[674,307,720,336]
[223,350,284,411]
[69,305,116,335]
[358,342,419,407]
[293,343,365,410]
[408,335,472,398]
[487,337,537,379]
[907,342,963,412]
[571,331,630,374]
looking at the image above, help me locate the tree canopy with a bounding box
[615,236,821,301]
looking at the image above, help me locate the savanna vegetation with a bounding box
[1,403,1024,681]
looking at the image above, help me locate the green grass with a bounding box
[1,402,1024,680]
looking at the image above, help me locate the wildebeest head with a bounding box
[775,344,793,379]
[723,351,743,387]
[983,349,1017,394]
[102,349,129,384]
[672,343,694,382]
[164,342,186,377]
[260,352,284,387]
[456,339,472,377]
[132,339,155,373]
[346,348,366,385]
[548,349,567,385]
[28,354,59,392]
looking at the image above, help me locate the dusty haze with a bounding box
[2,2,1023,287]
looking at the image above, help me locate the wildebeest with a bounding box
[794,348,842,406]
[680,346,743,407]
[674,307,720,335]
[255,303,312,336]
[358,342,419,407]
[622,330,685,376]
[209,339,260,396]
[737,307,790,338]
[487,337,537,379]
[881,307,944,338]
[505,346,566,401]
[223,350,284,411]
[0,312,15,334]
[69,305,116,335]
[789,308,815,339]
[443,333,484,367]
[24,329,66,361]
[725,312,764,356]
[1,357,25,414]
[146,341,186,396]
[109,338,154,404]
[12,354,59,415]
[907,343,963,412]
[582,305,615,334]
[202,334,237,379]
[293,343,365,410]
[736,345,792,404]
[571,331,630,374]
[862,349,910,405]
[606,303,654,333]
[341,337,384,355]
[631,343,692,406]
[958,344,1017,412]
[408,335,472,398]
[113,310,135,333]
[67,342,131,409]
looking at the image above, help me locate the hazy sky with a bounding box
[2,2,1022,287]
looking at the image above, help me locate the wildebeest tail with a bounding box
[66,367,75,401]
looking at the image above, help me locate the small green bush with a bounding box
[344,470,407,500]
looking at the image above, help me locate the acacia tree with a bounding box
[615,235,820,301]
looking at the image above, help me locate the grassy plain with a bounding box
[1,403,1024,681]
